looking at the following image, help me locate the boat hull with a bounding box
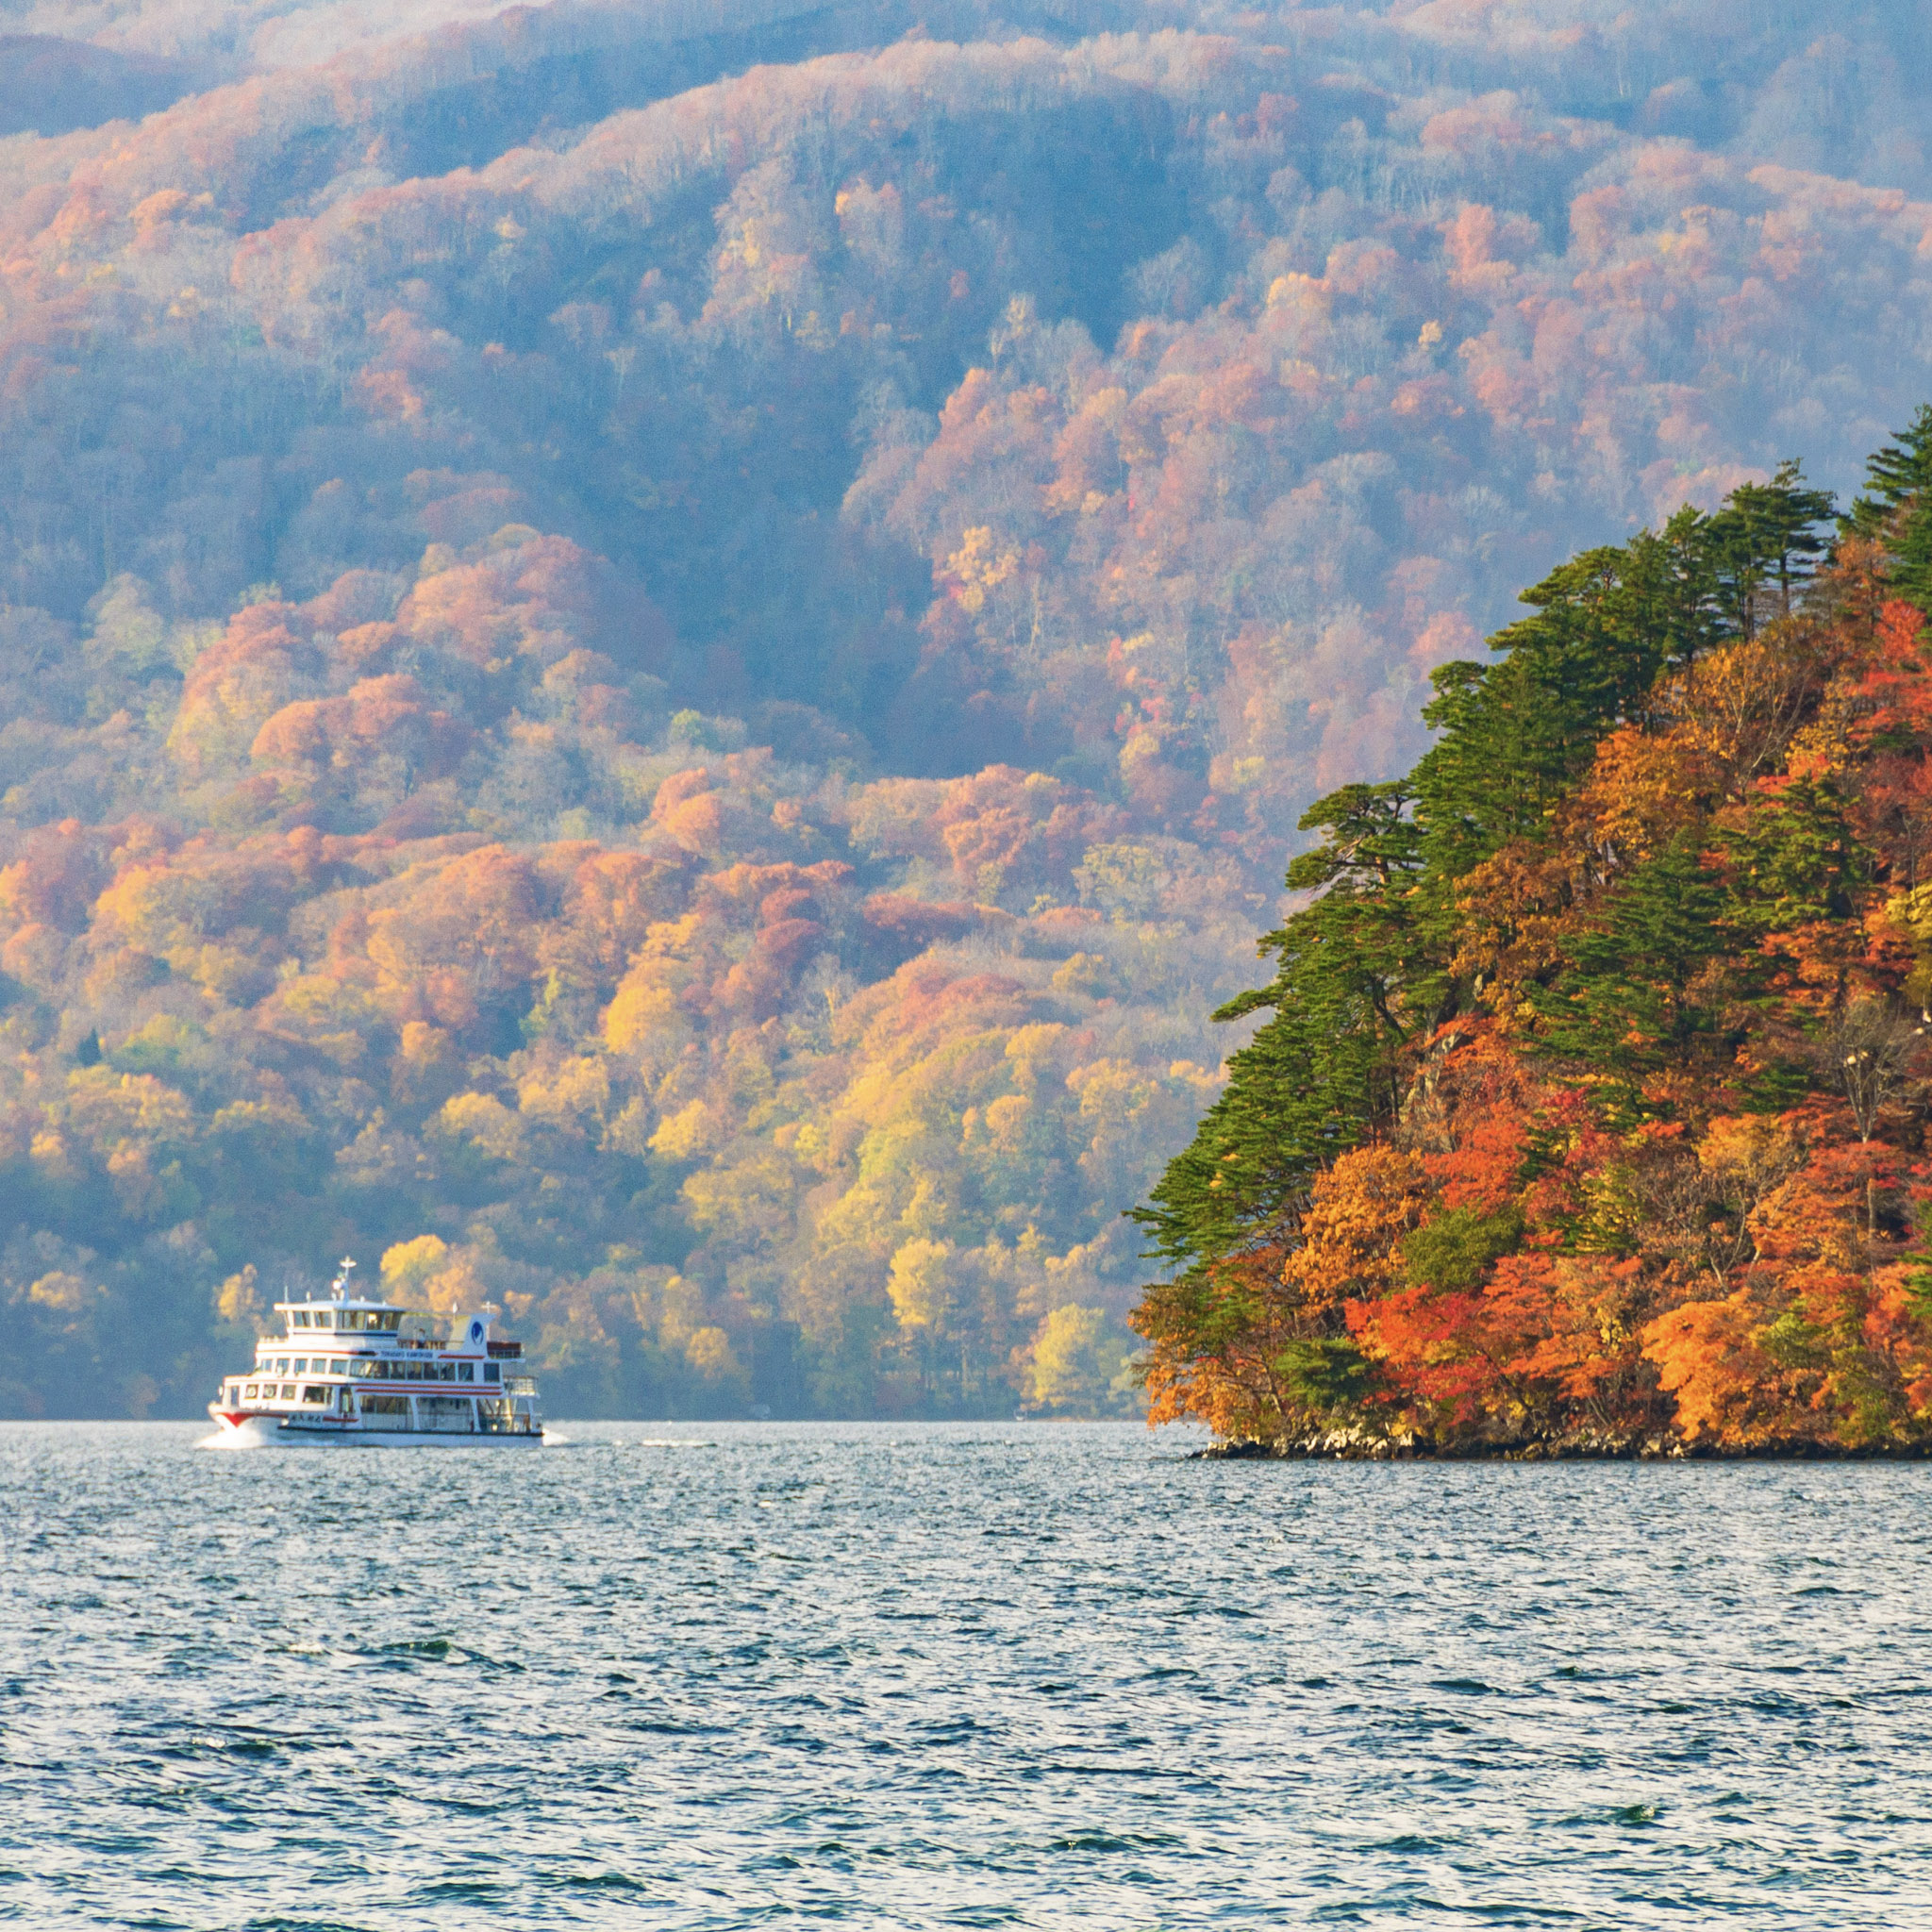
[206,1405,544,1445]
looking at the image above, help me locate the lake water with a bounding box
[2,1421,1930,1928]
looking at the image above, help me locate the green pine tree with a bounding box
[1843,403,1932,537]
[1706,460,1835,634]
[1719,776,1871,934]
[1842,402,1932,613]
[1528,832,1740,1105]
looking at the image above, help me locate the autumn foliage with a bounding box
[5,0,1932,1422]
[1134,436,1932,1455]
[0,522,1247,1419]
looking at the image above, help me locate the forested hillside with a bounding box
[1134,422,1932,1454]
[5,0,1932,1418]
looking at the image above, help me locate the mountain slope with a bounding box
[5,2,1932,1417]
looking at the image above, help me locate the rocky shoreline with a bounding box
[1195,1431,1932,1462]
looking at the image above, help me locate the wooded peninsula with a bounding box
[1132,414,1932,1457]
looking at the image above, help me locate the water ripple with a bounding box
[3,1422,1932,1925]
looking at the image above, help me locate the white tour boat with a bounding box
[206,1258,543,1444]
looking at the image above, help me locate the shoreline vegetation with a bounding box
[1133,411,1932,1462]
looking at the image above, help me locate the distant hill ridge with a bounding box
[0,34,201,136]
[5,3,1932,1422]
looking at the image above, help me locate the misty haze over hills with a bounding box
[1,0,1929,1422]
[10,0,1932,192]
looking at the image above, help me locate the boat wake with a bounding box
[197,1417,278,1450]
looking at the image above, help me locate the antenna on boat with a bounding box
[333,1256,356,1301]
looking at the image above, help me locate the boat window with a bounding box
[484,1362,500,1383]
[302,1385,326,1405]
[280,1383,296,1399]
[329,1357,346,1374]
[243,1382,258,1399]
[458,1362,474,1382]
[295,1310,312,1327]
